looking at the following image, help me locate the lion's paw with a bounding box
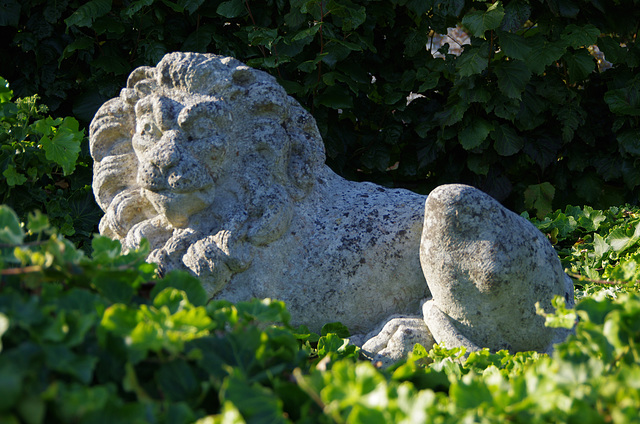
[357,316,435,368]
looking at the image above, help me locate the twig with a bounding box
[566,272,633,286]
[244,0,267,58]
[0,265,43,275]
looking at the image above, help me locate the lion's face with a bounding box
[91,52,327,273]
[131,91,232,228]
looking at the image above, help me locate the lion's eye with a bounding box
[133,118,163,152]
[141,120,162,138]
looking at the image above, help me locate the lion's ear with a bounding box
[127,66,155,89]
[90,98,135,162]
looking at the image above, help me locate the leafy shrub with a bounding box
[527,205,640,298]
[0,205,357,423]
[1,204,640,423]
[2,1,640,215]
[0,77,100,249]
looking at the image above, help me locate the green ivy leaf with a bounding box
[535,296,577,329]
[494,59,531,99]
[617,129,640,155]
[404,28,429,57]
[61,36,94,62]
[606,221,640,254]
[204,402,245,424]
[556,101,585,143]
[548,0,580,18]
[316,85,353,109]
[459,118,494,150]
[348,405,387,424]
[317,333,351,356]
[0,77,13,103]
[524,182,555,219]
[491,124,524,156]
[92,274,135,303]
[552,214,578,238]
[217,0,245,18]
[561,24,601,49]
[597,36,626,64]
[321,322,350,338]
[151,270,208,307]
[179,0,205,14]
[292,24,321,42]
[123,0,154,18]
[222,376,287,424]
[3,165,27,187]
[0,313,8,353]
[467,155,490,175]
[449,373,493,409]
[26,210,50,235]
[39,117,82,175]
[328,0,366,31]
[592,233,610,259]
[605,86,640,116]
[461,2,505,38]
[501,0,531,32]
[101,304,140,336]
[64,0,112,28]
[564,49,596,83]
[524,36,567,74]
[456,46,489,77]
[436,99,469,126]
[32,116,61,136]
[91,235,123,262]
[156,359,200,401]
[497,30,532,61]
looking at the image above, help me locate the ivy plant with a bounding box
[0,77,100,249]
[1,204,639,423]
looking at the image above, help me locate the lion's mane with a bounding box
[90,52,326,294]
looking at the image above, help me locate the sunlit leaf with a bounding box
[0,205,24,245]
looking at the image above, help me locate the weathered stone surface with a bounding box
[89,52,428,335]
[90,52,574,363]
[420,184,575,353]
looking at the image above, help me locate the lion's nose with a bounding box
[150,131,183,170]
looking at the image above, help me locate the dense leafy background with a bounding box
[2,0,640,219]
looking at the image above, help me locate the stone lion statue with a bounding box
[90,52,574,363]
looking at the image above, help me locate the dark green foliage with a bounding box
[2,1,640,216]
[527,204,640,296]
[0,78,100,250]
